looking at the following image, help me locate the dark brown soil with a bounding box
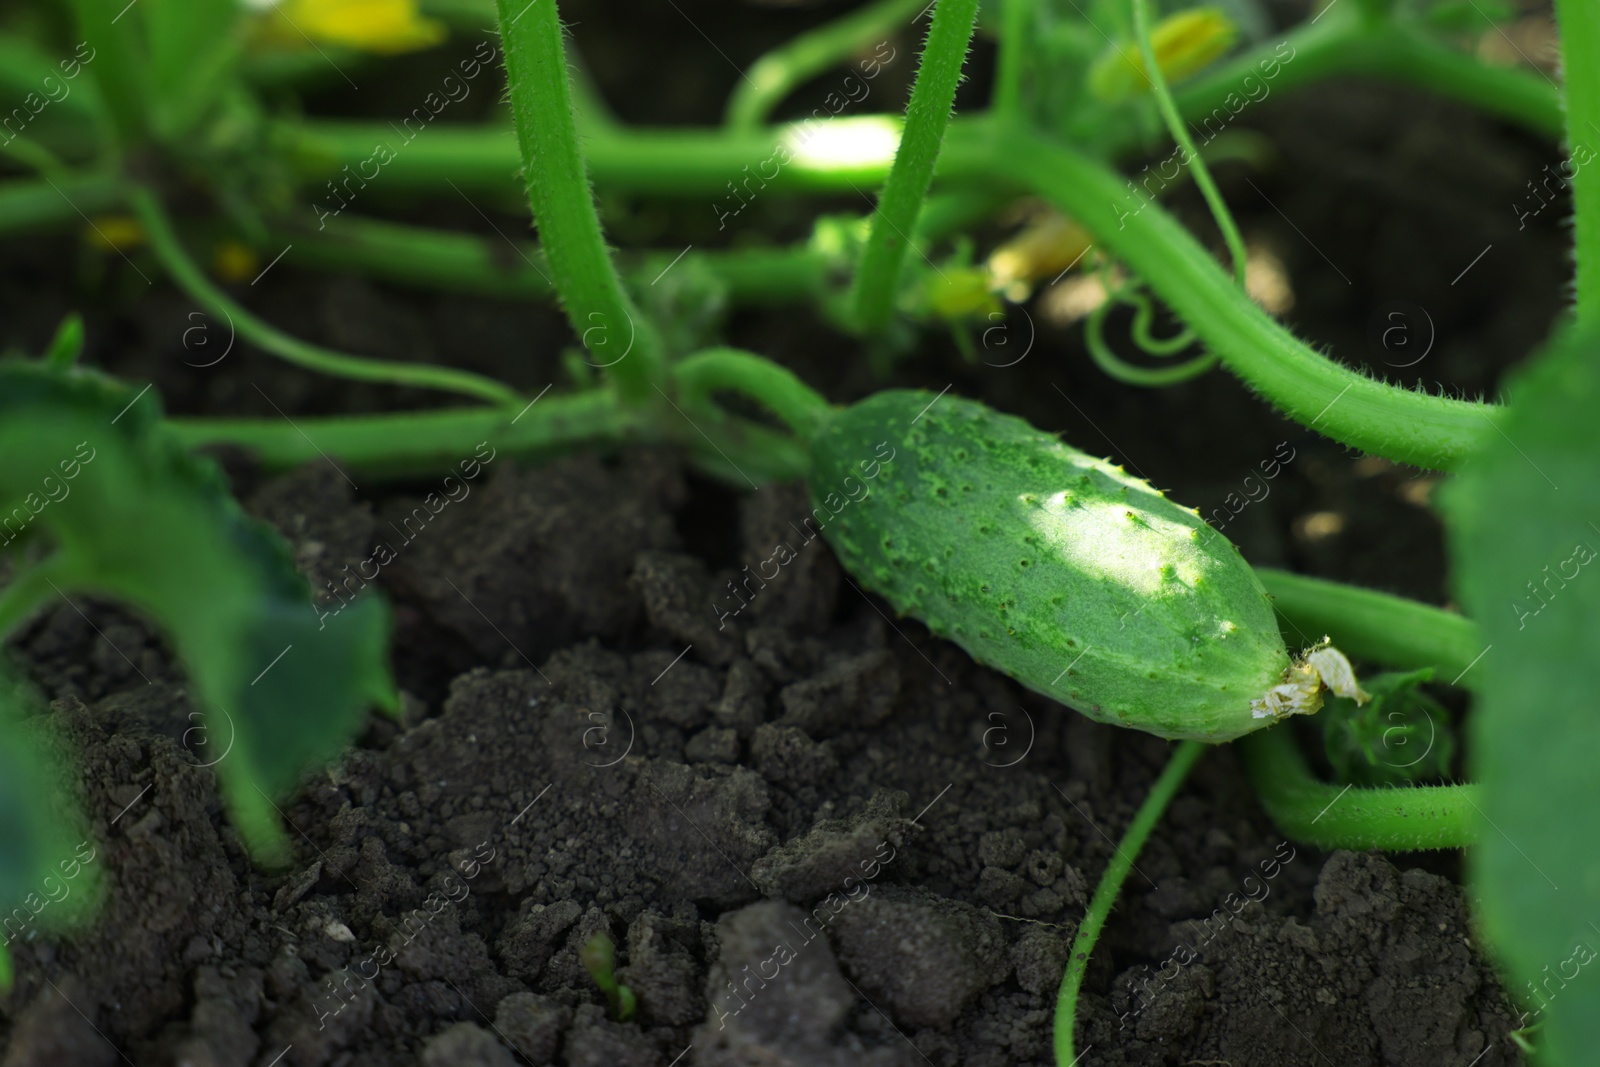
[0,454,1533,1066]
[0,3,1570,1065]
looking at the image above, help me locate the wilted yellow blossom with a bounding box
[86,215,145,252]
[1088,7,1238,101]
[256,0,446,55]
[987,210,1094,297]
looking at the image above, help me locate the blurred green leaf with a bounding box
[141,0,245,140]
[42,313,84,367]
[0,34,103,122]
[1445,323,1600,1065]
[0,361,396,869]
[0,673,101,991]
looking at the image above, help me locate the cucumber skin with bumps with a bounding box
[808,390,1290,741]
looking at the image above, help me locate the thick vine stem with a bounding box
[848,0,983,333]
[1055,740,1207,1065]
[1238,724,1479,850]
[495,0,664,397]
[995,124,1493,470]
[1150,12,1560,144]
[1555,0,1600,325]
[283,15,1560,200]
[1257,569,1483,686]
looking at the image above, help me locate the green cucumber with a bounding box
[807,389,1301,741]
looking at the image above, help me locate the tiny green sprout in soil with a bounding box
[582,931,638,1022]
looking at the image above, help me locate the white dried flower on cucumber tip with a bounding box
[1250,638,1370,722]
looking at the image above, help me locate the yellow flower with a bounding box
[1088,7,1238,101]
[258,0,446,55]
[987,210,1093,297]
[86,215,146,252]
[213,239,261,283]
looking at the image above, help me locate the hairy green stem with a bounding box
[495,0,663,396]
[0,173,124,235]
[1238,724,1478,850]
[1055,740,1207,1066]
[1130,0,1246,286]
[1258,569,1483,686]
[265,216,829,305]
[281,15,1560,201]
[167,374,813,486]
[650,354,820,486]
[263,188,988,306]
[1138,10,1561,146]
[725,0,926,129]
[1357,24,1560,137]
[167,388,648,478]
[637,245,829,304]
[998,124,1493,470]
[275,119,1503,468]
[993,0,1032,118]
[849,0,981,333]
[129,187,524,407]
[278,214,556,300]
[672,347,832,439]
[915,187,1014,240]
[1556,0,1600,324]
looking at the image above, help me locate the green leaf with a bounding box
[0,674,102,990]
[43,313,84,367]
[1319,668,1455,787]
[0,36,103,124]
[140,0,244,140]
[1444,324,1600,1064]
[66,0,152,143]
[0,361,396,868]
